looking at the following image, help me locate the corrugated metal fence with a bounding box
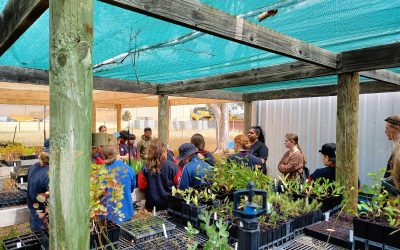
[256,92,400,185]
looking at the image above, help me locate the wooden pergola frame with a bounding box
[1,0,399,247]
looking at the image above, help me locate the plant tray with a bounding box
[19,155,38,161]
[0,160,21,167]
[129,235,187,250]
[119,216,176,244]
[2,231,41,250]
[0,190,27,208]
[90,221,121,250]
[304,214,354,249]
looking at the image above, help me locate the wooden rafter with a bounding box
[242,80,400,101]
[0,0,48,56]
[339,42,400,72]
[100,0,337,68]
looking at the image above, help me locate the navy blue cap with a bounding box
[319,143,336,158]
[177,143,198,161]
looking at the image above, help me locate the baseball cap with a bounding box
[176,143,199,161]
[319,143,336,158]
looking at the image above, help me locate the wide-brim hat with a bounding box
[176,143,199,161]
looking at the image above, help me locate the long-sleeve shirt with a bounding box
[228,150,263,170]
[278,150,305,180]
[138,160,180,210]
[27,162,49,231]
[178,156,212,190]
[104,160,136,224]
[250,140,269,173]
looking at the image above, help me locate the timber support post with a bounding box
[244,101,252,134]
[92,103,96,132]
[158,95,169,145]
[116,104,122,132]
[336,72,360,211]
[49,0,93,248]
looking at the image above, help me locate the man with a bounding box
[137,127,153,160]
[118,130,130,160]
[384,115,400,178]
[27,140,50,231]
[177,143,212,190]
[310,143,336,182]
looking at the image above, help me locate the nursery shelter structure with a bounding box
[0,0,399,248]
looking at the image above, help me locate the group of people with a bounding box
[27,114,400,232]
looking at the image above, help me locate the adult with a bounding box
[102,143,136,224]
[228,135,263,170]
[99,125,107,133]
[190,133,215,166]
[384,115,400,178]
[27,141,50,231]
[177,143,212,190]
[137,127,153,160]
[128,133,137,160]
[248,126,269,173]
[310,143,336,182]
[138,139,180,211]
[278,133,306,180]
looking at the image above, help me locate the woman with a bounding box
[278,133,306,180]
[190,133,215,166]
[228,135,263,169]
[138,139,180,210]
[103,145,136,224]
[248,126,269,173]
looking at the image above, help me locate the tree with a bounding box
[122,110,132,121]
[207,103,229,151]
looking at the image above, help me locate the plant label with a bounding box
[267,202,272,213]
[20,177,23,184]
[324,212,329,221]
[16,242,21,248]
[349,230,353,242]
[13,162,16,167]
[214,212,217,221]
[305,197,309,206]
[300,185,303,192]
[162,223,168,238]
[280,185,285,192]
[234,242,238,250]
[153,206,156,216]
[239,221,243,228]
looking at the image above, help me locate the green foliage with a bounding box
[121,110,132,121]
[129,159,144,174]
[199,211,230,250]
[185,221,200,250]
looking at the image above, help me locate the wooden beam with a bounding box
[336,72,359,211]
[243,101,252,134]
[242,80,400,101]
[157,61,400,94]
[116,104,122,132]
[169,90,243,101]
[92,104,97,132]
[0,0,48,56]
[100,0,337,68]
[0,98,48,105]
[339,42,400,72]
[0,65,158,94]
[158,95,169,145]
[49,0,92,248]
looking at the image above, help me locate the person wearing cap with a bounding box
[137,127,153,160]
[27,140,50,231]
[138,139,180,211]
[310,143,336,182]
[177,143,212,190]
[384,115,400,178]
[118,130,130,160]
[102,137,136,224]
[228,135,263,170]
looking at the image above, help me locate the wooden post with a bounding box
[116,104,122,132]
[49,0,93,249]
[336,72,359,211]
[244,101,252,134]
[158,95,169,145]
[92,104,96,132]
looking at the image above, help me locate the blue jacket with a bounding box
[27,162,49,231]
[104,160,136,224]
[228,151,263,169]
[178,155,212,190]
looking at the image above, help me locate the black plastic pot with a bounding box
[384,225,400,248]
[367,220,386,244]
[19,155,38,160]
[353,217,369,239]
[90,221,120,249]
[2,232,41,250]
[167,195,183,213]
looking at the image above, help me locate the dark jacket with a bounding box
[199,151,216,166]
[384,153,394,178]
[138,160,179,210]
[228,150,263,169]
[178,156,212,190]
[27,162,49,231]
[250,140,269,173]
[310,167,336,182]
